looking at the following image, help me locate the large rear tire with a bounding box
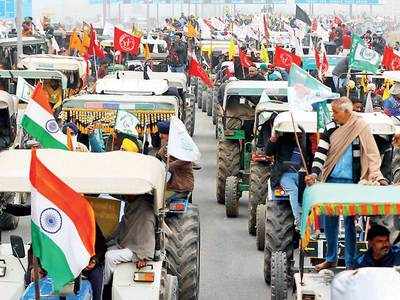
[184,97,196,137]
[256,204,266,251]
[264,200,294,285]
[271,251,288,300]
[206,93,213,116]
[225,176,240,218]
[248,162,270,235]
[202,91,208,113]
[165,205,200,300]
[216,141,240,204]
[0,192,19,230]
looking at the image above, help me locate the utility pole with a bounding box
[188,0,191,16]
[349,4,353,18]
[146,0,150,31]
[102,0,107,28]
[16,0,23,64]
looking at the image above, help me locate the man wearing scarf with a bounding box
[305,97,387,271]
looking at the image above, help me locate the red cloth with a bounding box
[273,47,302,71]
[87,25,105,59]
[343,34,351,49]
[382,46,400,71]
[188,58,213,88]
[239,48,254,69]
[314,47,328,79]
[114,27,141,55]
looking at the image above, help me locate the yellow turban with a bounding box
[121,138,139,153]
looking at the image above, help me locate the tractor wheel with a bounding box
[256,204,266,251]
[271,251,289,300]
[212,93,218,125]
[165,205,200,300]
[159,269,179,300]
[0,192,18,230]
[197,88,203,109]
[207,93,213,116]
[225,176,240,218]
[248,162,270,235]
[264,200,294,285]
[184,97,196,137]
[202,91,208,113]
[216,141,241,204]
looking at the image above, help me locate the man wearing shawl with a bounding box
[305,97,387,270]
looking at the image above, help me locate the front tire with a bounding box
[271,251,289,300]
[225,176,240,218]
[256,204,266,251]
[264,200,294,285]
[165,205,200,300]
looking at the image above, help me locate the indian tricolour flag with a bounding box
[21,83,69,150]
[30,149,95,291]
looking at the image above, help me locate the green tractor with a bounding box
[215,80,286,217]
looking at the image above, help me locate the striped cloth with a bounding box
[311,121,361,182]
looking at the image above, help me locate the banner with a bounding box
[349,35,381,74]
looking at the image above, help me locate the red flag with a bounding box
[314,45,329,80]
[188,57,213,88]
[382,46,400,71]
[263,14,270,41]
[87,25,105,59]
[342,34,351,49]
[239,48,254,69]
[273,47,302,71]
[114,27,141,55]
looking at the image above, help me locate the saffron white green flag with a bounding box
[30,149,95,291]
[168,116,201,162]
[21,83,69,150]
[349,35,381,74]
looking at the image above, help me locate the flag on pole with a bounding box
[115,110,139,137]
[228,39,236,61]
[21,84,70,150]
[86,25,105,59]
[295,5,311,26]
[186,22,198,38]
[69,31,82,51]
[114,27,141,55]
[274,47,302,71]
[239,48,254,68]
[288,64,339,112]
[188,56,213,88]
[349,35,381,74]
[315,101,332,132]
[314,43,329,80]
[168,116,201,162]
[30,149,95,291]
[260,43,269,64]
[382,46,400,71]
[16,76,34,103]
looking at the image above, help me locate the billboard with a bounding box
[0,0,32,20]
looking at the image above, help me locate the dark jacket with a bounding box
[266,134,306,189]
[355,245,400,268]
[169,41,187,67]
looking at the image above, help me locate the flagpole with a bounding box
[290,112,309,175]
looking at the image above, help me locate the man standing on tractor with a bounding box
[305,97,387,270]
[168,32,188,73]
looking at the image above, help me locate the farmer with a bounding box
[305,97,386,270]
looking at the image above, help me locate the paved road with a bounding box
[4,107,270,300]
[193,109,269,300]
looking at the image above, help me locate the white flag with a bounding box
[115,110,139,137]
[168,117,201,162]
[16,76,34,103]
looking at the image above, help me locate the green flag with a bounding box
[349,35,381,74]
[315,101,331,132]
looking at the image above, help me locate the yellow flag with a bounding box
[144,43,151,60]
[383,79,392,100]
[228,39,236,61]
[186,22,198,38]
[69,31,82,51]
[360,75,369,93]
[260,44,269,64]
[201,45,212,59]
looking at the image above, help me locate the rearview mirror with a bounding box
[10,235,25,258]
